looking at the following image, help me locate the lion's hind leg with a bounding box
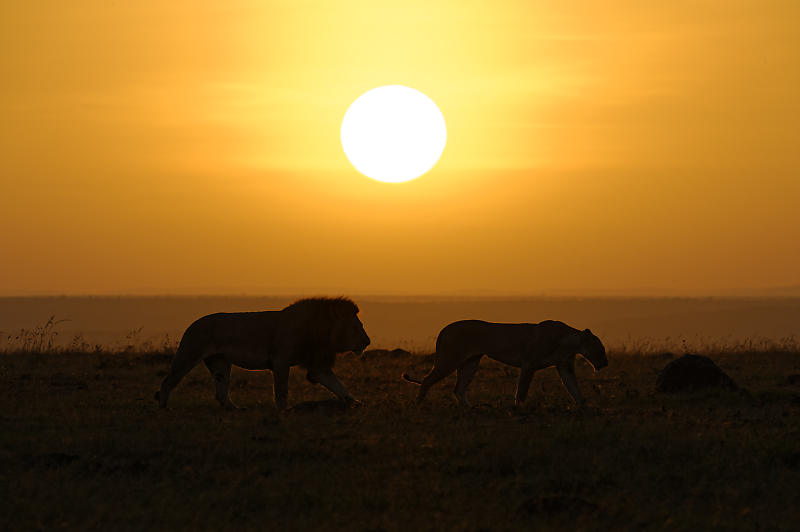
[204,354,244,410]
[157,346,204,408]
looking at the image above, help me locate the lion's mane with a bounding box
[281,297,361,370]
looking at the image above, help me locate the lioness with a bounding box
[403,320,607,407]
[156,297,370,410]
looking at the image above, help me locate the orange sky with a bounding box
[1,1,798,296]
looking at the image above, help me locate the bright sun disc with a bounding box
[341,85,447,183]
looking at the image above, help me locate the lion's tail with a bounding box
[402,372,423,385]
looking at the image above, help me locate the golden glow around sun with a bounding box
[340,85,447,183]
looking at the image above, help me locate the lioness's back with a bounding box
[436,320,538,355]
[435,320,489,352]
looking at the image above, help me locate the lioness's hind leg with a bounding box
[416,364,454,404]
[204,354,244,410]
[272,363,290,411]
[515,367,536,407]
[453,356,481,408]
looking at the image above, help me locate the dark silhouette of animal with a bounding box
[403,320,607,407]
[156,297,370,410]
[656,354,738,393]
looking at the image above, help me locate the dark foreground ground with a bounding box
[2,349,799,531]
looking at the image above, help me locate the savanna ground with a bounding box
[2,346,800,531]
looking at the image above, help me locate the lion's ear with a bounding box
[583,328,592,336]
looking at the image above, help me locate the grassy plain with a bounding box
[2,348,799,531]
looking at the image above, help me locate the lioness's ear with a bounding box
[583,328,592,336]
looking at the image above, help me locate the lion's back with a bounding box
[179,311,280,349]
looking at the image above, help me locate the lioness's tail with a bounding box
[402,372,423,385]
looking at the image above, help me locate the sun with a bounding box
[341,85,447,183]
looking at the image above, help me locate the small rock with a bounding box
[518,495,598,517]
[37,452,80,468]
[656,354,738,393]
[361,348,411,358]
[289,398,353,414]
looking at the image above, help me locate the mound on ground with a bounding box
[361,348,411,358]
[656,354,738,393]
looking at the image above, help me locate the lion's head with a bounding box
[284,297,370,357]
[327,299,371,354]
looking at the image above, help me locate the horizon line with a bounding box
[1,290,799,300]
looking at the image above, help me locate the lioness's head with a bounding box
[328,300,371,355]
[578,328,607,371]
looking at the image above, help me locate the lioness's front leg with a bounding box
[515,366,536,407]
[308,369,357,403]
[272,362,290,410]
[556,358,585,406]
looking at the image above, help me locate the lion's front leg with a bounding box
[203,354,244,410]
[556,358,585,406]
[308,369,357,404]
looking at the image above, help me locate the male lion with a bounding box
[403,320,607,407]
[156,297,370,410]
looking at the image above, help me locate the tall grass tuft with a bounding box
[1,318,178,355]
[611,334,800,356]
[1,315,69,353]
